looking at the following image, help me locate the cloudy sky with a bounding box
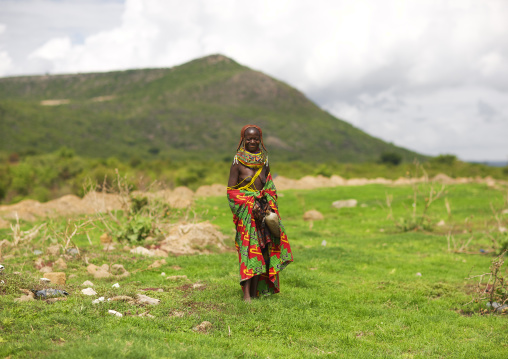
[1,0,507,162]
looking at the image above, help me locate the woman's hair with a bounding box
[236,124,267,152]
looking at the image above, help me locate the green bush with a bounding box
[432,154,457,166]
[379,152,402,165]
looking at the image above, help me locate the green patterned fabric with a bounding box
[227,173,293,296]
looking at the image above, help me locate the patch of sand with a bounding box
[40,99,70,106]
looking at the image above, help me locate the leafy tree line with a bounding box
[0,149,506,205]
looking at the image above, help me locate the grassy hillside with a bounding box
[0,54,423,163]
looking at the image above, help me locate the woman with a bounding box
[227,125,293,301]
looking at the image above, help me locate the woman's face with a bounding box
[244,128,261,153]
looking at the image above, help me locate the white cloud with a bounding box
[1,0,508,161]
[0,23,13,76]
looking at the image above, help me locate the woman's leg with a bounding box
[250,275,260,298]
[243,279,252,301]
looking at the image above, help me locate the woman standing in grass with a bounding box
[227,125,293,301]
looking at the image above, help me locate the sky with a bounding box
[0,0,507,162]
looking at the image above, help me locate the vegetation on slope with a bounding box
[0,54,423,163]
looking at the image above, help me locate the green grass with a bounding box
[0,183,507,358]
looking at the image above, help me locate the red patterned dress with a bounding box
[227,166,293,296]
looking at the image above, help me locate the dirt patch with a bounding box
[195,184,225,197]
[91,95,115,102]
[40,99,70,106]
[162,221,229,255]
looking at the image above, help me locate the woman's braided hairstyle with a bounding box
[236,124,267,152]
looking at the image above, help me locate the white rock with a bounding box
[437,220,446,226]
[499,226,507,233]
[416,272,422,276]
[161,272,166,276]
[82,280,94,287]
[108,310,123,317]
[321,240,327,247]
[136,294,160,305]
[92,297,105,304]
[81,287,97,296]
[40,278,51,283]
[332,199,358,209]
[112,283,120,288]
[130,246,154,257]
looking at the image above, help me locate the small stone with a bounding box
[100,233,112,244]
[499,226,507,233]
[47,244,60,256]
[321,240,327,247]
[437,220,446,226]
[166,275,188,281]
[112,283,120,288]
[33,250,43,255]
[416,272,422,276]
[82,280,94,286]
[81,287,97,296]
[171,311,185,317]
[108,310,123,317]
[92,297,105,304]
[43,272,66,285]
[130,246,154,257]
[192,283,204,289]
[136,294,160,305]
[161,272,166,276]
[54,258,67,270]
[332,199,358,209]
[303,210,324,221]
[40,277,51,283]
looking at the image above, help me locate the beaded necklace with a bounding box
[233,147,268,169]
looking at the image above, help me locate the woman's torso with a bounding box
[237,164,268,191]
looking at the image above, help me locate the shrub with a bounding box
[379,152,402,166]
[432,154,457,166]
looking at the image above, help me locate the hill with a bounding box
[0,54,423,163]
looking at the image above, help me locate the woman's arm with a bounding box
[227,163,240,187]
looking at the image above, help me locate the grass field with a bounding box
[0,183,507,358]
